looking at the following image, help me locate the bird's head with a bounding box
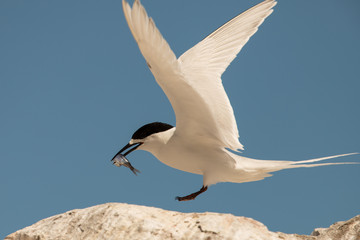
[113,122,175,159]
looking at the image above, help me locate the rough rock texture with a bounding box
[5,203,359,240]
[311,215,360,240]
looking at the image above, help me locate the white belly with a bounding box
[152,135,234,177]
[137,129,238,186]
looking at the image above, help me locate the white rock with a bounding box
[311,215,360,240]
[5,203,358,240]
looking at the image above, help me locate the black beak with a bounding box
[111,142,142,161]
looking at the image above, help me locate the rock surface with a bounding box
[5,203,359,240]
[311,215,360,240]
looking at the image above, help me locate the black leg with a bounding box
[175,186,208,201]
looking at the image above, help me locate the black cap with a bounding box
[132,122,174,140]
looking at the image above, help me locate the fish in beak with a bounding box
[111,142,142,175]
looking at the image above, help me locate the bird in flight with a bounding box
[112,0,358,201]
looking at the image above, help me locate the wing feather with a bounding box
[122,0,225,148]
[178,0,277,150]
[122,0,276,151]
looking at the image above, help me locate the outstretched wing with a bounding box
[122,0,276,151]
[178,0,277,150]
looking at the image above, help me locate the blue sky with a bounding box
[1,0,359,238]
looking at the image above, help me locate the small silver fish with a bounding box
[111,153,140,175]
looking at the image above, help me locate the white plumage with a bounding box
[116,0,358,201]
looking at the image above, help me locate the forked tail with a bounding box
[223,151,359,185]
[285,152,359,169]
